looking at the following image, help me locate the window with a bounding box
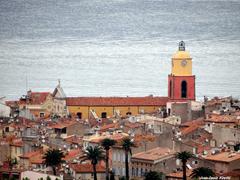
[181,80,187,98]
[126,112,132,116]
[101,112,107,118]
[5,127,9,132]
[40,112,45,118]
[77,112,82,119]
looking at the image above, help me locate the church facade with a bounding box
[67,41,196,119]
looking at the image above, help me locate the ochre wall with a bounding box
[67,106,89,119]
[67,105,164,119]
[172,58,192,76]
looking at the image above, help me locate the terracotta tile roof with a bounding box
[100,123,119,132]
[180,119,204,136]
[50,120,78,129]
[89,133,129,144]
[5,100,19,107]
[30,154,44,164]
[131,147,174,162]
[19,92,51,105]
[204,151,240,163]
[66,96,168,106]
[223,169,240,177]
[205,114,238,124]
[70,163,105,173]
[10,139,24,147]
[64,149,83,161]
[19,150,43,159]
[64,135,83,144]
[166,170,192,179]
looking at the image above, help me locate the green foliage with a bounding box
[43,149,65,167]
[121,137,136,154]
[190,167,215,178]
[22,178,30,180]
[234,143,240,151]
[85,146,105,165]
[144,171,164,180]
[119,177,126,180]
[46,176,52,180]
[101,138,116,150]
[110,171,115,180]
[175,151,194,162]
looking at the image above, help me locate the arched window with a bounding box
[77,112,82,119]
[169,80,172,98]
[181,81,187,98]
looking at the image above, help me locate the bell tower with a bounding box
[168,41,195,101]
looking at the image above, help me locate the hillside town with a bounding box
[0,42,240,180]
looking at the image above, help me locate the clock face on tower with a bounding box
[181,59,187,67]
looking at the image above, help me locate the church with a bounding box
[67,41,196,119]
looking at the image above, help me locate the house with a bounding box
[18,91,53,118]
[203,151,240,174]
[131,147,175,177]
[21,170,63,180]
[69,163,105,180]
[212,125,240,148]
[19,149,45,169]
[0,99,11,118]
[66,96,168,119]
[50,119,90,138]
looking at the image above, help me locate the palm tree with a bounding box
[190,167,215,178]
[175,151,193,180]
[121,137,136,180]
[85,146,105,180]
[101,138,116,180]
[43,149,65,175]
[144,171,164,180]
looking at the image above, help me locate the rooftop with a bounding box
[66,96,168,106]
[131,147,174,162]
[204,151,240,163]
[70,163,105,173]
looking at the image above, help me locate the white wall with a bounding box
[0,101,10,117]
[21,171,63,180]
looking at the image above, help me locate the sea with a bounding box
[0,0,240,100]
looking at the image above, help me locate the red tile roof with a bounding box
[132,147,174,162]
[19,150,43,159]
[64,149,83,161]
[70,163,105,173]
[10,139,24,147]
[66,96,168,106]
[205,114,238,124]
[19,92,51,105]
[50,120,77,129]
[5,100,19,107]
[204,151,240,163]
[180,119,204,135]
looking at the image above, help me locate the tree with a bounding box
[46,176,52,180]
[22,178,30,180]
[144,171,164,180]
[101,138,116,180]
[110,171,115,180]
[190,167,215,178]
[43,149,65,175]
[85,146,105,180]
[175,151,194,180]
[121,137,136,180]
